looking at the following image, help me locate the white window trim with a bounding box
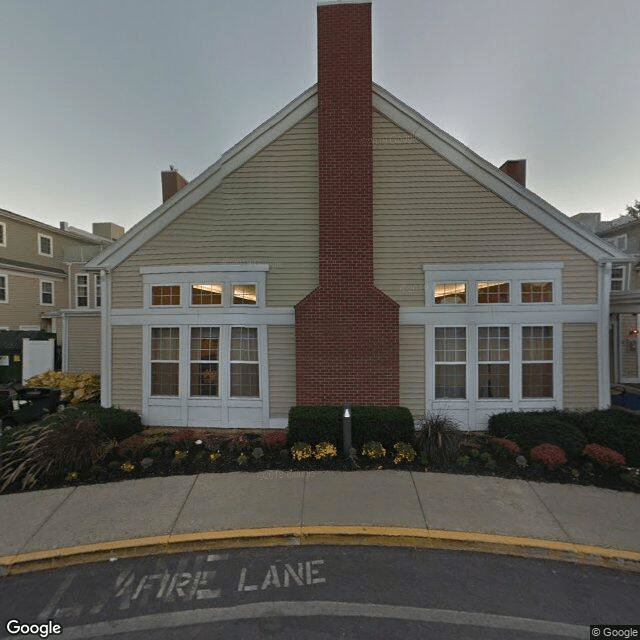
[521,325,554,399]
[477,325,511,400]
[40,279,55,306]
[76,273,89,308]
[231,282,259,307]
[434,325,467,399]
[229,325,260,397]
[0,221,6,247]
[150,326,180,398]
[612,234,628,251]
[189,283,223,308]
[611,265,626,291]
[189,326,220,399]
[0,273,7,303]
[38,233,53,257]
[94,274,101,308]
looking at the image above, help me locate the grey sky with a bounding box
[1,0,638,233]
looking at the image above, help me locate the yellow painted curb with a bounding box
[2,526,639,575]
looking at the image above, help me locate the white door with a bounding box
[22,338,55,383]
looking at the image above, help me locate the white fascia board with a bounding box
[87,86,318,271]
[372,84,628,263]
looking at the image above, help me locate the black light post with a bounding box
[342,402,352,455]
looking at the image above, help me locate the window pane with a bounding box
[42,282,53,304]
[152,285,181,306]
[40,235,52,255]
[477,281,510,303]
[191,284,222,305]
[435,327,466,362]
[230,363,259,397]
[151,327,180,360]
[478,364,510,398]
[0,276,6,301]
[190,363,219,396]
[435,283,466,305]
[521,282,553,303]
[478,327,510,362]
[151,362,179,396]
[435,364,466,399]
[233,284,257,305]
[522,363,553,398]
[522,326,553,361]
[190,327,219,360]
[230,327,258,360]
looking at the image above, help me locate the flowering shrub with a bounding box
[393,442,416,464]
[209,452,221,462]
[170,430,197,445]
[120,462,135,473]
[530,443,567,469]
[65,471,78,482]
[314,442,338,461]
[237,453,249,466]
[582,444,626,467]
[290,442,313,461]
[491,438,521,455]
[260,431,287,451]
[362,441,386,460]
[174,450,188,459]
[227,434,249,454]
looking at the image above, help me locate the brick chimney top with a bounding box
[161,167,188,203]
[499,159,526,187]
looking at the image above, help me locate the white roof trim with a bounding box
[372,84,627,262]
[88,82,626,271]
[87,86,318,270]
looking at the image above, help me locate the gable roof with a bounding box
[87,84,628,271]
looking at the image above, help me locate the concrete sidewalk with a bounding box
[1,471,639,575]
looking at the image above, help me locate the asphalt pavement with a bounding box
[1,470,639,575]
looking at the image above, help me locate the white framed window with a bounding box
[230,326,259,397]
[522,326,553,398]
[232,284,257,306]
[611,266,626,292]
[191,283,222,306]
[477,281,510,304]
[521,281,553,303]
[0,274,7,303]
[151,284,181,306]
[40,280,54,306]
[434,327,466,398]
[0,221,6,247]
[611,235,628,251]
[94,274,101,308]
[151,327,180,396]
[38,233,53,256]
[478,326,510,398]
[190,327,220,397]
[434,283,466,305]
[76,273,89,307]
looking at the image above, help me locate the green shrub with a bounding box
[415,413,462,466]
[488,411,587,460]
[64,404,143,441]
[287,405,415,452]
[578,408,640,467]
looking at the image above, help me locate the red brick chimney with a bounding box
[161,166,188,203]
[295,1,400,406]
[499,159,526,187]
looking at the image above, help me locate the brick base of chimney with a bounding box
[295,286,399,406]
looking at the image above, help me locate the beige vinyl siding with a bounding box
[372,112,597,306]
[111,325,143,413]
[268,326,296,419]
[399,325,425,417]
[563,324,599,410]
[111,113,319,309]
[66,315,101,373]
[0,273,66,329]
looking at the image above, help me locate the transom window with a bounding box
[152,285,181,306]
[0,275,7,302]
[38,233,53,256]
[230,327,259,396]
[478,326,510,398]
[477,281,510,304]
[191,284,222,305]
[435,283,466,305]
[76,274,89,307]
[521,282,553,303]
[151,327,180,396]
[232,284,257,305]
[190,327,219,396]
[435,327,466,398]
[522,326,553,398]
[40,280,54,305]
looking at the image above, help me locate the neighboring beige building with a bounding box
[572,212,639,384]
[0,209,123,372]
[88,1,626,430]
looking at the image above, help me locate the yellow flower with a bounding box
[291,442,313,461]
[314,442,338,460]
[209,451,221,462]
[362,441,386,459]
[65,471,78,482]
[121,462,135,472]
[174,450,188,459]
[393,442,416,464]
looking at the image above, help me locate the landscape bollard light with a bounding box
[342,403,352,455]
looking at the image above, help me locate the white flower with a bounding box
[195,439,203,446]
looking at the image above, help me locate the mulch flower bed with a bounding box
[2,428,638,495]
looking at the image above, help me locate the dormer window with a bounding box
[38,233,53,256]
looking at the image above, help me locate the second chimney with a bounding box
[499,159,526,187]
[161,167,188,203]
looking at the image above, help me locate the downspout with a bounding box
[100,268,112,407]
[597,260,612,408]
